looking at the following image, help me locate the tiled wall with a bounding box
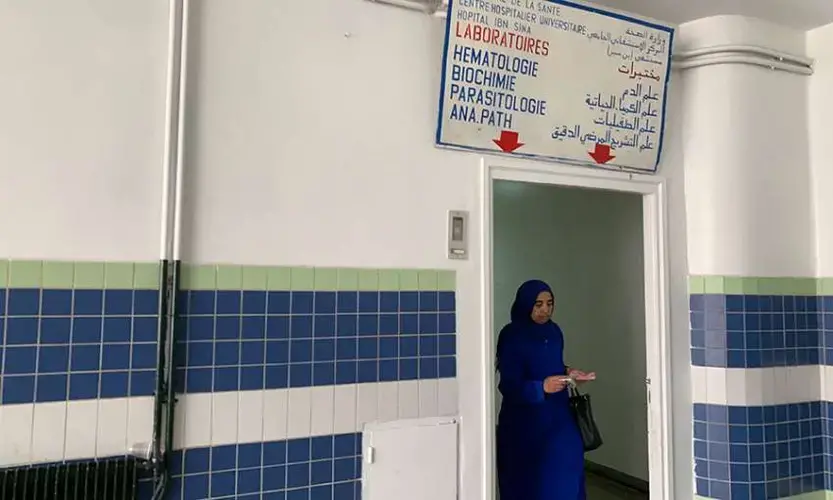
[689,276,833,500]
[0,261,459,500]
[0,260,161,405]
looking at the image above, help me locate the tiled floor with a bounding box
[586,472,649,499]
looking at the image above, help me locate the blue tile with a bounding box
[41,289,73,316]
[35,374,68,402]
[6,317,39,344]
[216,291,241,315]
[291,340,313,363]
[313,362,335,386]
[358,292,379,313]
[268,292,291,314]
[39,317,71,344]
[210,470,236,497]
[133,316,159,342]
[290,363,312,387]
[292,292,314,315]
[313,339,335,362]
[131,370,155,396]
[187,316,214,341]
[134,290,159,315]
[315,292,336,315]
[287,463,311,488]
[266,340,289,364]
[238,468,262,494]
[215,316,241,340]
[69,372,99,399]
[291,316,313,339]
[240,366,265,390]
[242,316,266,340]
[336,292,358,313]
[186,367,213,393]
[2,375,35,404]
[336,315,357,337]
[101,344,131,371]
[313,315,336,338]
[241,340,265,365]
[379,292,398,313]
[265,364,288,389]
[8,289,41,316]
[72,317,103,343]
[266,316,289,340]
[213,366,239,391]
[74,290,103,315]
[103,317,132,342]
[104,290,133,315]
[242,291,267,315]
[100,371,129,398]
[39,345,70,372]
[4,346,37,374]
[70,344,101,371]
[238,442,263,469]
[212,444,237,471]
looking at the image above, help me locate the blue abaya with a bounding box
[496,280,586,500]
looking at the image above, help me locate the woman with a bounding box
[496,279,595,500]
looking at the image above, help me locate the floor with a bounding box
[586,471,649,499]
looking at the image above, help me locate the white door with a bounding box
[362,417,458,500]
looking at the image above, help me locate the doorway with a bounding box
[479,162,673,500]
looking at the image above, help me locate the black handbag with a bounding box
[569,386,603,452]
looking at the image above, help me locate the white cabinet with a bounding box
[362,417,459,500]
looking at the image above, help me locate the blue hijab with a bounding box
[496,279,554,370]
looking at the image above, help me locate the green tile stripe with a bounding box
[0,260,160,289]
[179,264,456,291]
[688,275,833,295]
[0,260,457,292]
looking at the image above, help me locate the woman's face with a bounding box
[530,290,554,324]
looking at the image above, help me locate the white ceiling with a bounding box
[590,0,833,30]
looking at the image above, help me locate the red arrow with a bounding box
[588,143,615,164]
[493,130,524,153]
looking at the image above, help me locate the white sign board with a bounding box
[435,0,674,173]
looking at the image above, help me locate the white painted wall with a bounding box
[0,0,697,498]
[808,22,833,277]
[492,181,648,480]
[679,16,814,278]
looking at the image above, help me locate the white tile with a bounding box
[30,402,66,464]
[180,393,212,449]
[773,367,792,405]
[744,369,764,406]
[418,379,439,417]
[704,367,727,405]
[65,400,99,461]
[333,384,357,434]
[724,369,747,406]
[398,381,420,419]
[211,392,239,446]
[760,367,778,406]
[0,405,34,466]
[791,365,820,403]
[310,386,335,437]
[97,398,129,458]
[356,383,379,427]
[238,390,264,444]
[437,378,458,416]
[822,366,833,401]
[263,389,289,441]
[127,397,154,448]
[287,388,312,439]
[377,381,399,422]
[690,366,708,403]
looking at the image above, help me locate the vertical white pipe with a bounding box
[171,0,189,261]
[158,0,182,262]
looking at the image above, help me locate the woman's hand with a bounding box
[543,376,570,394]
[568,368,596,384]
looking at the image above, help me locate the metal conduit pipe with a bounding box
[148,0,188,498]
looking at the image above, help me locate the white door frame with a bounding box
[478,158,674,500]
